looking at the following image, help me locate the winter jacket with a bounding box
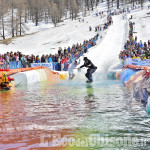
[80,59,97,69]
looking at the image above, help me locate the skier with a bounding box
[79,57,97,83]
[89,26,92,31]
[68,58,80,80]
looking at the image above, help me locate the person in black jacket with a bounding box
[41,55,45,63]
[79,57,97,83]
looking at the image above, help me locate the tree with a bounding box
[85,0,90,10]
[117,0,120,9]
[0,0,8,39]
[50,1,60,27]
[10,0,15,37]
[140,0,144,9]
[16,0,26,35]
[107,0,110,10]
[112,0,114,7]
[68,0,79,20]
[90,0,95,11]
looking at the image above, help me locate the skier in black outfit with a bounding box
[79,57,97,83]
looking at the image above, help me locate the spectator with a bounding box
[21,55,26,68]
[36,55,40,63]
[41,55,45,63]
[89,26,92,31]
[48,55,52,63]
[148,40,150,47]
[0,19,112,71]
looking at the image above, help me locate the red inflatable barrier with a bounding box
[123,65,150,73]
[0,69,10,71]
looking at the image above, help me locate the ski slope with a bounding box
[74,2,150,81]
[74,14,128,81]
[0,15,107,56]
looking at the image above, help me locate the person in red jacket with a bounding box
[61,57,68,71]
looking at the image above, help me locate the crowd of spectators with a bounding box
[0,35,99,70]
[119,21,150,62]
[0,16,113,71]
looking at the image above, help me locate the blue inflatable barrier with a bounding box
[121,68,139,84]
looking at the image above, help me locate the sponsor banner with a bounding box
[31,63,53,70]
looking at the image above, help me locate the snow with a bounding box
[130,7,150,42]
[73,1,150,81]
[0,14,107,56]
[73,14,128,81]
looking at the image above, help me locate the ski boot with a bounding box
[69,74,75,80]
[86,77,93,83]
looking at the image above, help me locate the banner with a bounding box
[125,58,150,67]
[31,63,53,70]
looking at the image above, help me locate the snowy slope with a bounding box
[129,7,150,42]
[0,2,149,57]
[0,15,107,56]
[74,2,150,81]
[73,15,128,81]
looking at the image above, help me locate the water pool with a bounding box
[0,80,150,150]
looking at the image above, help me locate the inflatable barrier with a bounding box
[0,67,67,87]
[120,64,150,114]
[121,68,139,85]
[123,64,150,72]
[125,70,145,89]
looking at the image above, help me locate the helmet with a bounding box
[2,71,7,77]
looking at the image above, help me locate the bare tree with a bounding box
[85,0,90,10]
[1,0,147,40]
[0,0,8,39]
[90,0,95,11]
[117,0,120,9]
[107,0,110,10]
[16,0,26,35]
[112,0,114,7]
[50,1,60,27]
[10,0,15,37]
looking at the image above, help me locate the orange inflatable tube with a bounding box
[123,64,150,73]
[0,67,67,81]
